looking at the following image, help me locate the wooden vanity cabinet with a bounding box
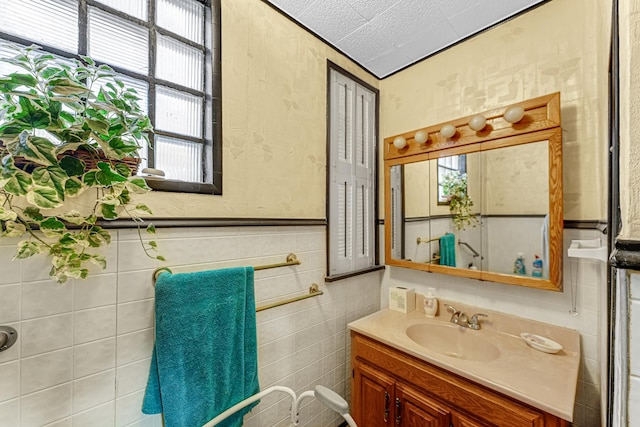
[351,332,570,427]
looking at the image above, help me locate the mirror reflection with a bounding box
[480,141,549,278]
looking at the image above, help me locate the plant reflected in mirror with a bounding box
[440,171,479,230]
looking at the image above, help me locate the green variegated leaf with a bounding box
[95,162,127,186]
[40,217,65,238]
[156,255,166,261]
[148,240,157,249]
[126,177,150,194]
[26,186,62,209]
[114,163,132,177]
[58,211,87,225]
[22,207,43,222]
[0,206,17,221]
[2,221,26,237]
[4,171,32,196]
[14,240,42,259]
[82,171,98,186]
[86,118,109,135]
[146,223,156,235]
[87,226,111,247]
[136,204,153,216]
[48,77,88,95]
[8,132,58,165]
[58,233,77,246]
[64,177,84,196]
[40,217,65,230]
[108,137,140,158]
[99,193,121,206]
[59,156,85,176]
[55,142,87,155]
[100,203,118,219]
[14,97,51,129]
[117,187,131,205]
[32,166,68,200]
[89,254,107,269]
[57,110,76,126]
[6,73,37,86]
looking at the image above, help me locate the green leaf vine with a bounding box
[0,44,162,283]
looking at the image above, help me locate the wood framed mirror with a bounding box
[384,93,563,291]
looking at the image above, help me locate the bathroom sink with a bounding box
[405,323,500,362]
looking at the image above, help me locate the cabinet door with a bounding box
[396,382,451,427]
[354,362,395,426]
[451,411,491,427]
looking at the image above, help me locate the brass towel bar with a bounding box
[152,253,301,283]
[256,284,323,312]
[150,253,322,312]
[416,236,442,244]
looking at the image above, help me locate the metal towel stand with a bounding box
[200,384,357,427]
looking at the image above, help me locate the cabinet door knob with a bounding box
[395,398,401,425]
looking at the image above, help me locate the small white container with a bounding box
[389,287,416,313]
[423,288,438,317]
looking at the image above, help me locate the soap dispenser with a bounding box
[423,288,438,317]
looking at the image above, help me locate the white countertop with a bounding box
[348,305,580,421]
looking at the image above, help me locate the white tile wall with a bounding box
[0,225,382,427]
[380,226,606,427]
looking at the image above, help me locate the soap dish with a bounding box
[520,332,563,354]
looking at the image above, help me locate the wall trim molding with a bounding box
[377,218,607,232]
[96,218,327,229]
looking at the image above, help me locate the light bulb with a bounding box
[504,106,525,123]
[440,124,456,139]
[468,114,486,131]
[393,136,407,149]
[414,130,428,144]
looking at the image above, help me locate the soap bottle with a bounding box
[532,255,543,277]
[513,253,526,275]
[423,288,438,317]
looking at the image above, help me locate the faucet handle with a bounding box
[468,313,488,330]
[444,304,460,324]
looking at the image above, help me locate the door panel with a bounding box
[396,383,451,427]
[354,362,395,427]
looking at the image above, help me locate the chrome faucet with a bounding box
[444,304,488,330]
[467,313,488,330]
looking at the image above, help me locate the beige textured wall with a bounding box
[619,0,640,239]
[380,0,611,221]
[132,0,378,219]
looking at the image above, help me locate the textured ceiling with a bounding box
[265,0,547,78]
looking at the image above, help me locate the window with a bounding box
[0,0,221,194]
[437,154,467,204]
[327,65,378,277]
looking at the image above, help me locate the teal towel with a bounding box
[142,267,260,427]
[440,233,456,267]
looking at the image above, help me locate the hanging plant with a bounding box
[0,44,163,283]
[441,171,479,230]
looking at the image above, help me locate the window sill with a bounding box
[145,178,220,195]
[325,265,385,283]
